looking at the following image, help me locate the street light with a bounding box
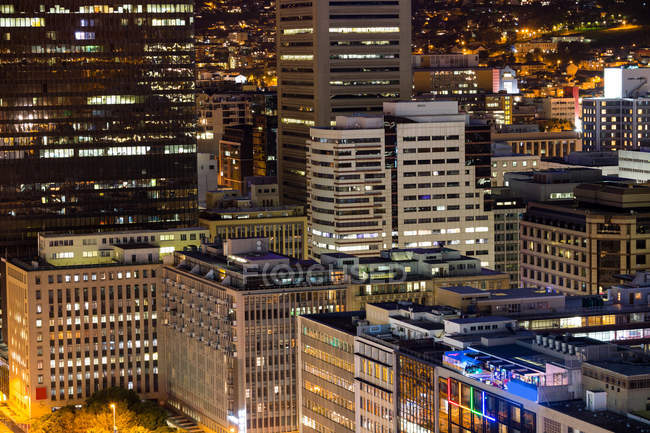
[110,403,117,433]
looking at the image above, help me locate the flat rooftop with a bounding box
[543,400,650,433]
[393,317,445,331]
[447,316,513,324]
[586,360,650,376]
[39,227,207,238]
[440,286,489,295]
[484,288,565,300]
[301,311,366,335]
[471,343,567,372]
[5,257,162,272]
[114,243,156,250]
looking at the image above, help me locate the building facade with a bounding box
[4,251,163,417]
[520,183,650,295]
[276,0,412,203]
[161,239,348,433]
[582,98,650,152]
[199,207,308,259]
[619,149,650,182]
[386,101,494,266]
[493,130,582,158]
[38,228,208,267]
[307,116,391,259]
[0,1,198,256]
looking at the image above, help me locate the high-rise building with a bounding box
[385,101,494,266]
[0,1,198,256]
[305,101,494,265]
[276,0,412,204]
[161,238,348,433]
[307,115,391,258]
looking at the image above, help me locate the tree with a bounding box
[31,388,176,433]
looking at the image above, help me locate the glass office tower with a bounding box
[0,1,198,256]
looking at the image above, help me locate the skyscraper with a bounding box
[276,0,412,204]
[0,1,198,257]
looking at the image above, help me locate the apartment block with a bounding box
[276,0,412,203]
[307,115,391,258]
[521,183,650,295]
[161,238,348,433]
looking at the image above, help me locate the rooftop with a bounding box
[543,400,650,433]
[5,257,161,272]
[114,243,156,250]
[301,311,366,335]
[39,227,207,238]
[447,316,513,325]
[393,317,445,331]
[586,360,650,376]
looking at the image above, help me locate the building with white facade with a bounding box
[307,116,391,259]
[305,101,494,266]
[619,148,650,182]
[386,101,493,266]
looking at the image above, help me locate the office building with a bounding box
[0,1,198,256]
[414,66,519,97]
[200,178,307,259]
[38,228,208,267]
[619,148,650,182]
[492,130,582,158]
[298,313,358,433]
[385,101,494,265]
[520,183,650,295]
[540,97,580,125]
[320,247,509,310]
[298,302,650,433]
[276,0,412,203]
[490,143,540,188]
[307,115,391,258]
[582,67,650,152]
[197,93,253,143]
[582,98,650,152]
[199,207,308,260]
[4,240,190,417]
[504,168,604,203]
[304,101,494,264]
[490,192,526,287]
[219,126,256,194]
[161,239,348,433]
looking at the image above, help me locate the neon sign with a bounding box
[447,378,496,422]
